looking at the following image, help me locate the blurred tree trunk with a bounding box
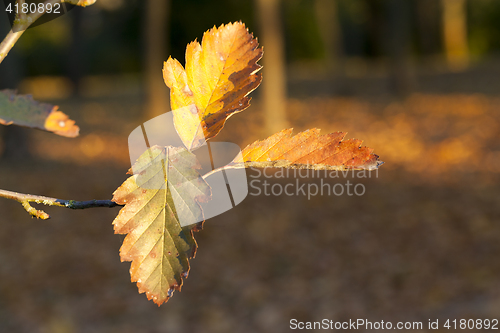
[415,0,441,56]
[314,0,345,94]
[385,0,413,97]
[255,0,288,135]
[67,8,84,96]
[441,0,469,71]
[314,0,343,74]
[144,0,170,120]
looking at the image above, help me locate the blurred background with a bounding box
[0,0,499,332]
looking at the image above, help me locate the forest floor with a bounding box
[0,66,499,333]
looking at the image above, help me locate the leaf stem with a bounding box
[202,164,240,179]
[0,188,122,220]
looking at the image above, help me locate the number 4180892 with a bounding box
[5,2,61,14]
[444,319,498,330]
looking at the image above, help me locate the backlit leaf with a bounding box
[163,22,262,150]
[112,146,211,306]
[0,89,79,137]
[61,0,97,6]
[230,128,383,170]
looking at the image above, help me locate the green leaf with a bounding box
[112,146,211,306]
[0,89,79,137]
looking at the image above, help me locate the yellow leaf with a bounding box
[112,146,211,306]
[163,22,263,150]
[61,0,96,6]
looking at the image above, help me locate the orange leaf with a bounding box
[163,22,262,150]
[0,89,79,137]
[44,111,79,138]
[231,128,383,170]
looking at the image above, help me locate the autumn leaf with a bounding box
[228,128,383,171]
[0,89,79,137]
[61,0,97,6]
[112,145,211,306]
[163,22,262,150]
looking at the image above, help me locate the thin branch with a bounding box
[0,30,24,63]
[0,189,122,220]
[0,0,74,64]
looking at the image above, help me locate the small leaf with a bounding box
[0,90,79,137]
[112,146,211,306]
[163,22,263,150]
[61,0,97,6]
[231,128,383,170]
